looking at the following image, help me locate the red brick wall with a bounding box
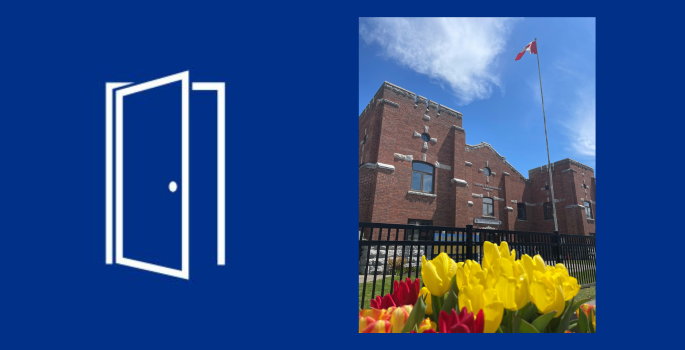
[359,82,596,236]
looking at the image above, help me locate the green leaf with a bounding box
[532,312,556,333]
[569,320,578,331]
[402,294,427,333]
[589,308,595,333]
[517,302,538,322]
[517,318,540,333]
[442,290,459,313]
[450,274,459,294]
[431,294,443,331]
[496,326,503,333]
[556,297,591,333]
[413,324,419,333]
[512,315,522,333]
[499,325,510,333]
[578,307,589,333]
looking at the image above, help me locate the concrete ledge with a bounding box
[407,190,436,197]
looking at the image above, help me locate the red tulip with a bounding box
[370,293,396,310]
[438,307,485,333]
[392,278,421,307]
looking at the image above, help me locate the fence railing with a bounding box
[359,222,596,309]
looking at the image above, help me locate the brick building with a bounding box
[359,82,595,236]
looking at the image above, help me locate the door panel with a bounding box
[115,72,189,279]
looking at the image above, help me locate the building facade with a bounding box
[359,82,595,236]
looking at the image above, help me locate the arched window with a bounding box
[483,197,494,216]
[411,162,434,193]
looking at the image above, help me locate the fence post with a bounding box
[554,230,561,264]
[466,225,473,261]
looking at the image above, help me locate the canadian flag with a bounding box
[515,40,537,61]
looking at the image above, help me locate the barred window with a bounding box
[543,202,554,220]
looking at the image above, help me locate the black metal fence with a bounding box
[359,222,596,309]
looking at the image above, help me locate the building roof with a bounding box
[528,158,595,173]
[466,142,530,182]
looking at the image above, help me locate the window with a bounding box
[484,167,491,176]
[584,201,593,219]
[517,203,527,220]
[483,197,494,216]
[543,202,554,220]
[408,219,432,241]
[421,133,430,142]
[411,162,434,193]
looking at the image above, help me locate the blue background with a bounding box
[0,1,679,347]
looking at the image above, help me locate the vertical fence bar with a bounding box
[466,225,473,261]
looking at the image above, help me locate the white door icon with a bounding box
[105,71,225,280]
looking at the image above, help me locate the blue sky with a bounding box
[359,18,596,176]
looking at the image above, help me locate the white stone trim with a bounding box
[451,178,467,186]
[408,190,436,198]
[423,114,430,121]
[511,200,517,204]
[472,193,483,198]
[565,204,585,209]
[526,202,543,206]
[453,125,465,133]
[554,198,565,203]
[438,104,463,118]
[427,100,438,109]
[435,161,451,170]
[562,168,578,173]
[503,172,510,176]
[493,197,504,202]
[478,168,483,173]
[422,142,428,150]
[413,131,421,137]
[424,125,429,133]
[360,162,395,171]
[468,201,474,206]
[430,137,437,143]
[491,171,497,176]
[378,98,399,108]
[383,81,416,100]
[417,95,427,105]
[394,153,413,162]
[505,206,513,211]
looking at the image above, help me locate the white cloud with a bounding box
[561,86,595,158]
[359,18,519,105]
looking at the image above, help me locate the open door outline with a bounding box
[105,71,226,280]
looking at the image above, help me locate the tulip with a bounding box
[421,253,457,297]
[458,284,504,333]
[420,287,433,315]
[391,278,421,307]
[389,305,413,333]
[578,304,596,331]
[359,316,376,333]
[361,319,392,333]
[521,254,547,277]
[482,241,501,270]
[437,307,485,333]
[493,259,530,311]
[456,260,486,290]
[529,276,565,318]
[370,293,396,310]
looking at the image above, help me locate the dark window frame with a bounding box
[411,161,435,194]
[584,201,593,219]
[543,202,554,221]
[483,197,494,216]
[517,203,527,220]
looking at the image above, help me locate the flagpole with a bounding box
[535,38,559,232]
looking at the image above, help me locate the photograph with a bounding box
[358,18,596,333]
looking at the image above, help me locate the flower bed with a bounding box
[359,241,596,333]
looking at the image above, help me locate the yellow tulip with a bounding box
[420,287,433,315]
[458,285,504,333]
[551,264,580,301]
[456,260,486,290]
[530,277,566,318]
[492,259,530,311]
[498,241,516,262]
[390,305,413,333]
[421,253,457,297]
[482,241,501,270]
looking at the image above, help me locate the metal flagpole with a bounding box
[535,38,559,232]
